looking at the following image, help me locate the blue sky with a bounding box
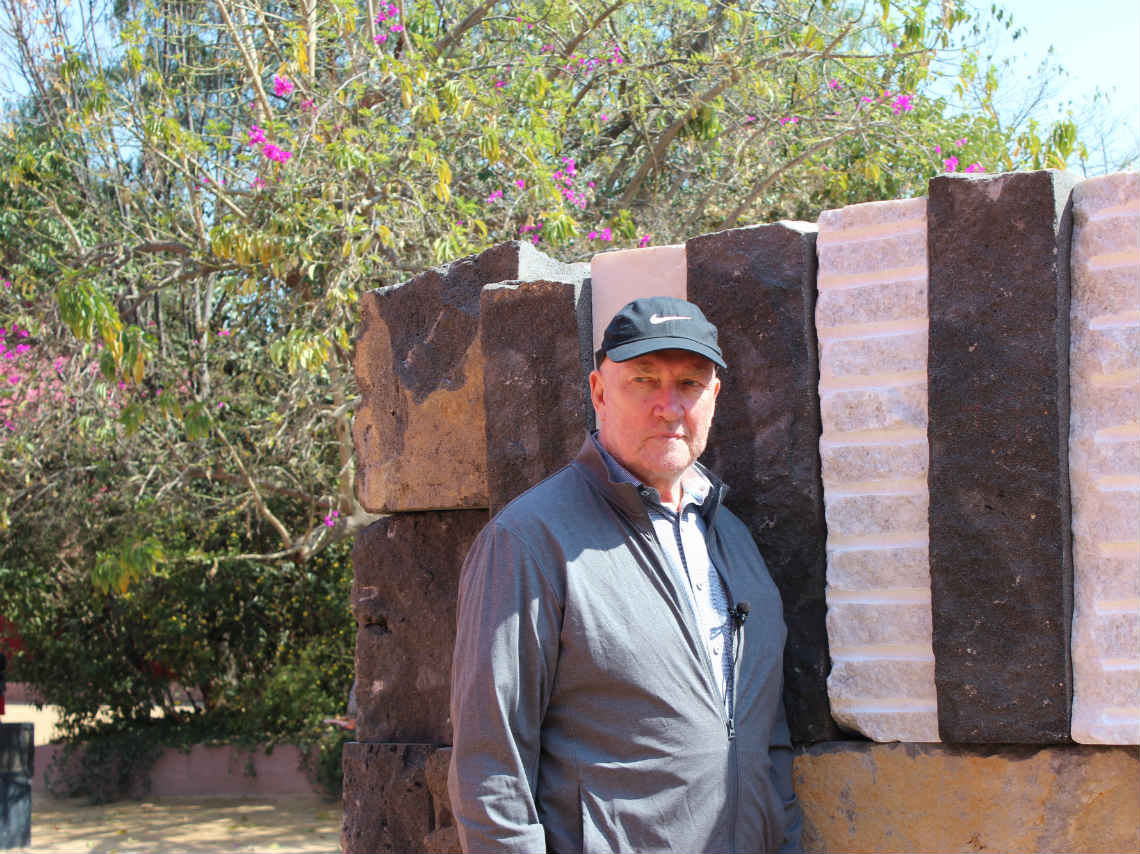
[978,0,1140,170]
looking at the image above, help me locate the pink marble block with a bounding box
[590,245,686,353]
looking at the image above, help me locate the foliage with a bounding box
[0,0,1093,791]
[0,536,354,799]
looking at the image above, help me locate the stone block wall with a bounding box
[344,171,1140,853]
[815,197,938,743]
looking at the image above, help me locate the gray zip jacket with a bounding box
[449,436,803,853]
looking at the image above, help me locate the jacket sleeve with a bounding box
[770,696,804,852]
[448,521,563,854]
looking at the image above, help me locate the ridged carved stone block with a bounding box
[481,280,592,513]
[928,170,1079,743]
[687,221,839,743]
[352,512,487,743]
[341,742,435,854]
[353,241,587,512]
[816,197,939,743]
[1069,172,1140,744]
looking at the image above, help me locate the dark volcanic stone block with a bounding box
[481,280,592,513]
[341,742,434,854]
[686,221,840,743]
[352,512,487,743]
[927,170,1078,743]
[353,241,587,512]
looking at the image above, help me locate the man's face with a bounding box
[590,349,721,499]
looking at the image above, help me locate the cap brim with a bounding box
[604,336,727,369]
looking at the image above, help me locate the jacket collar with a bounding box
[572,432,728,528]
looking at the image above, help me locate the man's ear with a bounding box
[589,369,604,413]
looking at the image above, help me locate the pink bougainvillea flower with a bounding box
[588,230,598,240]
[218,329,232,337]
[934,144,942,154]
[956,137,967,147]
[301,98,315,111]
[860,95,874,104]
[3,280,11,289]
[943,155,959,172]
[253,177,265,189]
[639,234,652,248]
[273,75,294,97]
[486,189,503,202]
[248,125,266,145]
[390,23,404,32]
[374,32,388,43]
[324,509,340,527]
[964,162,986,173]
[778,116,799,125]
[599,113,608,121]
[514,179,526,189]
[828,78,840,90]
[892,94,914,115]
[494,79,506,88]
[263,144,293,163]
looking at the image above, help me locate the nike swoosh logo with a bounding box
[649,314,691,324]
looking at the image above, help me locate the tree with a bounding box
[0,0,1084,738]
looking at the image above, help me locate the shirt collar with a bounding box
[589,432,710,510]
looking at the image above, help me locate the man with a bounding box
[448,296,802,853]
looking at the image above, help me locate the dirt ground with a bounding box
[24,794,343,853]
[5,701,344,852]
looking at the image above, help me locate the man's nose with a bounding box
[653,383,685,418]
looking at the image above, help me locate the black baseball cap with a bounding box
[596,296,726,369]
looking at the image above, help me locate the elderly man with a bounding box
[449,296,802,853]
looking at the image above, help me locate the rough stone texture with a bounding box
[816,197,938,742]
[590,244,686,354]
[686,221,838,744]
[352,512,487,744]
[795,742,1140,853]
[421,747,460,853]
[353,241,587,512]
[481,281,592,513]
[1069,172,1140,745]
[928,170,1079,743]
[341,742,434,854]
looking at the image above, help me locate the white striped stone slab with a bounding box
[817,197,939,742]
[1070,172,1140,745]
